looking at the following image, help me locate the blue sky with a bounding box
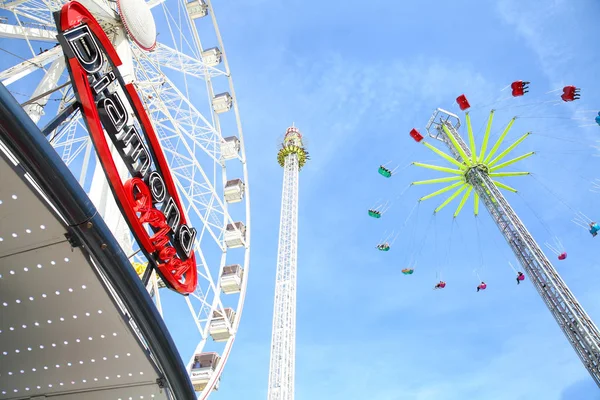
[203,0,600,399]
[3,0,600,398]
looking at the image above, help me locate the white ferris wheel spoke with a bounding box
[23,56,65,122]
[131,91,229,248]
[0,21,57,41]
[49,114,91,166]
[1,0,118,25]
[0,46,61,86]
[136,43,227,79]
[133,52,223,159]
[0,0,56,25]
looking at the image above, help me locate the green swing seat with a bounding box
[378,166,392,178]
[368,209,381,218]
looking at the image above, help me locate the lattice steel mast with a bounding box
[427,109,600,386]
[267,126,309,400]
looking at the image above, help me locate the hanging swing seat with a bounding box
[517,273,525,281]
[558,252,567,260]
[409,128,424,142]
[510,80,529,97]
[510,81,523,90]
[456,94,470,111]
[478,283,487,290]
[401,268,414,275]
[378,166,392,178]
[561,85,579,102]
[377,243,390,251]
[435,281,446,289]
[511,81,523,97]
[368,209,382,218]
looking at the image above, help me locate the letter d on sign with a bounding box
[64,25,103,74]
[178,224,197,258]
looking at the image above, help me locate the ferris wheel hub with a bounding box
[117,0,157,51]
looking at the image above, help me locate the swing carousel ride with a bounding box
[367,81,600,386]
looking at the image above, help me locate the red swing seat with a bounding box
[410,128,424,142]
[456,94,470,111]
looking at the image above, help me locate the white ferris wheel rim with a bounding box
[0,0,251,397]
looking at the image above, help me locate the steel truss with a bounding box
[268,153,300,400]
[429,110,600,386]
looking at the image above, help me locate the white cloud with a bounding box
[496,0,575,85]
[252,52,494,185]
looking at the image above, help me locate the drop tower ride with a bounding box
[267,126,309,400]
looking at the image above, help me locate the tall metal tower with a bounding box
[423,109,600,386]
[267,126,309,400]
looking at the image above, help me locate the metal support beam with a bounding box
[0,22,57,41]
[0,46,61,86]
[41,101,78,136]
[22,57,67,123]
[431,110,600,386]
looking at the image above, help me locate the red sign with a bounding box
[54,2,197,294]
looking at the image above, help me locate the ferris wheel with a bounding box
[0,0,250,397]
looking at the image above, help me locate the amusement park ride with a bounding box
[369,80,600,387]
[0,0,249,397]
[413,107,600,386]
[2,0,600,394]
[267,126,309,400]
